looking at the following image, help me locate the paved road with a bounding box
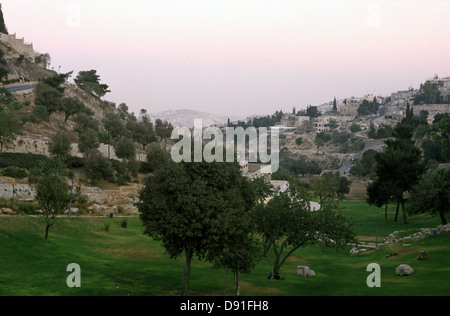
[366,107,387,131]
[4,84,37,93]
[339,153,361,174]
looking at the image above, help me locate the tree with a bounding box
[371,123,426,224]
[439,117,450,162]
[36,163,71,240]
[408,168,450,225]
[83,150,115,185]
[0,110,21,152]
[350,149,377,178]
[367,178,394,224]
[42,72,73,93]
[207,195,260,296]
[137,159,254,296]
[34,83,63,115]
[0,5,8,34]
[414,81,443,105]
[253,189,356,277]
[49,132,72,160]
[0,49,9,82]
[328,119,339,130]
[306,105,321,119]
[31,105,50,122]
[115,137,136,161]
[127,117,157,150]
[332,97,337,113]
[74,70,110,98]
[324,172,352,200]
[114,137,136,178]
[358,99,379,116]
[78,128,100,158]
[310,174,339,206]
[102,111,127,141]
[350,123,361,133]
[155,119,174,149]
[61,97,89,122]
[145,143,170,173]
[315,132,331,147]
[74,113,99,136]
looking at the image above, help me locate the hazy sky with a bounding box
[3,0,450,117]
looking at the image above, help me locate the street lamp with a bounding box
[376,208,380,247]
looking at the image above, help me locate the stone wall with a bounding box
[0,183,36,202]
[0,33,37,60]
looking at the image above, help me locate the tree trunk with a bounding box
[234,270,241,297]
[394,201,400,222]
[439,210,447,225]
[182,247,193,296]
[44,224,50,240]
[262,239,272,258]
[384,203,388,224]
[44,215,55,240]
[401,199,408,224]
[272,243,281,278]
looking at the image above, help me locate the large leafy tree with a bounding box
[49,132,72,160]
[408,168,450,225]
[155,119,174,149]
[438,117,450,162]
[137,159,254,296]
[74,70,110,98]
[61,97,90,122]
[253,187,356,277]
[0,109,21,152]
[102,111,128,141]
[35,160,72,240]
[34,83,63,115]
[370,123,426,224]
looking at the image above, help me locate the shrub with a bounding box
[120,219,128,228]
[0,166,28,178]
[7,101,24,111]
[0,153,49,170]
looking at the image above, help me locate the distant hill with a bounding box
[148,109,242,127]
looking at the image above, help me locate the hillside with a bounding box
[148,109,239,127]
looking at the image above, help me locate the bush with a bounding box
[0,166,28,178]
[121,219,128,228]
[7,101,24,111]
[0,153,49,170]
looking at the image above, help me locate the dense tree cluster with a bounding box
[357,98,380,116]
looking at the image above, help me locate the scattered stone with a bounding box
[64,208,79,214]
[350,247,367,255]
[297,266,315,277]
[417,250,429,261]
[385,224,450,245]
[395,264,414,276]
[0,208,15,214]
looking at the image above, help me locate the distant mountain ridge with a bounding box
[148,109,242,127]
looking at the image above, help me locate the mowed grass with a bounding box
[0,201,449,296]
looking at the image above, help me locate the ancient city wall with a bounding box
[0,33,37,59]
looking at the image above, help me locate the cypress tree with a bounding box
[0,4,8,34]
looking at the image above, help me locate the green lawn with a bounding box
[0,201,449,296]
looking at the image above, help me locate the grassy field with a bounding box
[0,201,449,296]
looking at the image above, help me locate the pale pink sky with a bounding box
[3,0,450,117]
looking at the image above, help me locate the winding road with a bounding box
[4,83,37,93]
